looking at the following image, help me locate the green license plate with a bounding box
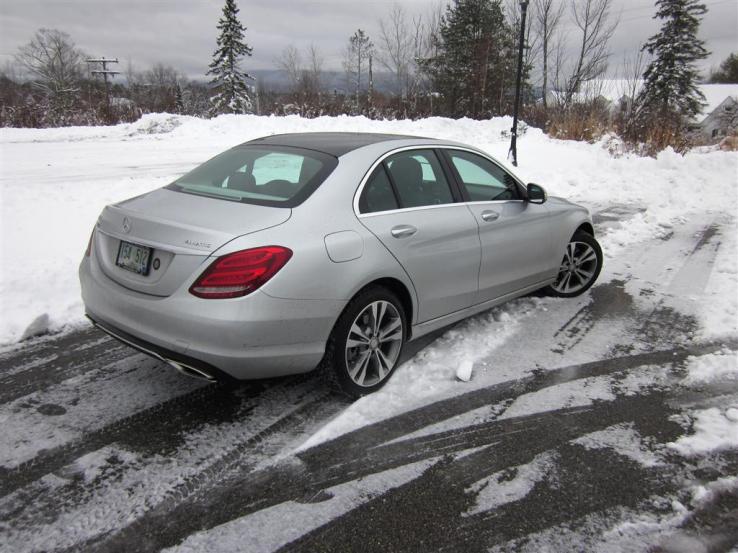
[116,240,153,275]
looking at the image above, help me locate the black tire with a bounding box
[545,230,603,298]
[319,285,407,399]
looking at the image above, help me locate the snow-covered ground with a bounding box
[1,114,737,552]
[1,113,737,346]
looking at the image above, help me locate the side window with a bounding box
[448,151,521,202]
[385,150,454,208]
[359,165,399,214]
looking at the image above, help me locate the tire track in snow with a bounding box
[0,373,328,499]
[278,394,688,553]
[82,340,738,552]
[1,386,345,552]
[0,329,132,405]
[551,218,720,356]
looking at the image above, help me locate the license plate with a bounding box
[116,240,153,276]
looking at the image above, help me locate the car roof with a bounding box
[241,132,434,157]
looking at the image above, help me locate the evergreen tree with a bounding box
[635,0,709,127]
[207,0,253,115]
[424,0,515,118]
[709,53,738,84]
[174,82,184,113]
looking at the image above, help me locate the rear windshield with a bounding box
[167,145,338,207]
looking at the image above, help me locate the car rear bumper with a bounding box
[79,256,345,380]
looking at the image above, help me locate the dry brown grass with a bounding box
[546,103,611,143]
[719,135,738,151]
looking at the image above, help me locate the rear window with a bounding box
[167,146,337,207]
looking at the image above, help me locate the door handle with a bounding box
[481,210,500,222]
[390,224,418,238]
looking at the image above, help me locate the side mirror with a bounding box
[526,183,547,204]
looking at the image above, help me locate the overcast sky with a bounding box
[1,0,736,80]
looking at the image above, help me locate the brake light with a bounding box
[85,229,95,257]
[189,246,293,299]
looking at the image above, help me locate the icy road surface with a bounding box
[0,115,737,552]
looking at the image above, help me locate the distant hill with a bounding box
[248,69,399,94]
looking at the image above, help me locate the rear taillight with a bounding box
[85,229,94,257]
[189,246,293,299]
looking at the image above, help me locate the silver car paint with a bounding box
[80,136,593,380]
[359,204,481,322]
[465,199,553,302]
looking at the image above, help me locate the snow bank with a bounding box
[681,350,738,385]
[1,112,737,347]
[668,407,738,456]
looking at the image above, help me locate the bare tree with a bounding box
[15,28,85,108]
[141,63,181,112]
[343,29,374,109]
[276,44,302,92]
[276,44,323,111]
[560,0,618,107]
[305,43,324,98]
[533,0,565,109]
[377,4,413,99]
[617,44,648,133]
[406,1,445,114]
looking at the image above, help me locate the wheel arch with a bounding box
[575,221,595,237]
[350,277,415,338]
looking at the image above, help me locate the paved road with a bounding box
[0,206,736,552]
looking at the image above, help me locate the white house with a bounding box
[694,84,738,140]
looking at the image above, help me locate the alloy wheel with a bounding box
[344,300,403,387]
[552,241,598,295]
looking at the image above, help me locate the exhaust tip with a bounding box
[166,360,216,382]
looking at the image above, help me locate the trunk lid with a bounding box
[94,188,291,296]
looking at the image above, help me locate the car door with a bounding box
[356,148,481,323]
[440,148,552,304]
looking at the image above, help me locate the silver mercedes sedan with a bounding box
[80,132,602,397]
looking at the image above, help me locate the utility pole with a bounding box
[508,0,529,167]
[87,57,120,109]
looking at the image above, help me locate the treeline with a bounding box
[1,0,733,155]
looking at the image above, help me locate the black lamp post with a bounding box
[509,0,529,167]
